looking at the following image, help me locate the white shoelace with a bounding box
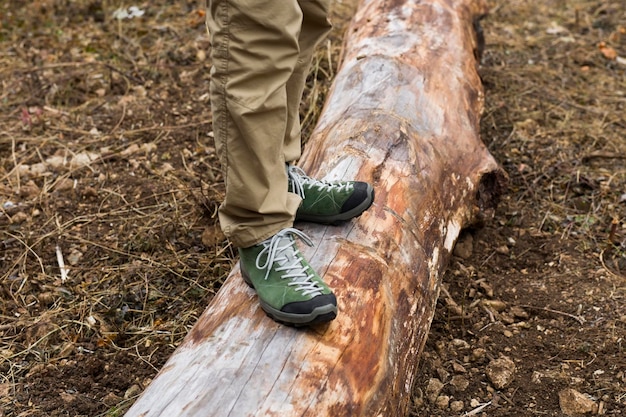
[287,165,350,200]
[255,228,323,297]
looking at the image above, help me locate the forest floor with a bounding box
[1,0,625,416]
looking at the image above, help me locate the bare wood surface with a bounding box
[125,0,505,415]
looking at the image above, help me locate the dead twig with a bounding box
[517,304,586,325]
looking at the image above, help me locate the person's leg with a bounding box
[207,0,303,249]
[281,0,375,224]
[207,0,337,326]
[283,0,333,162]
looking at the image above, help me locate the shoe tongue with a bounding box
[276,235,300,264]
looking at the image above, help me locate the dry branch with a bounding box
[125,0,505,415]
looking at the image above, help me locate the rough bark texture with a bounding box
[125,0,505,415]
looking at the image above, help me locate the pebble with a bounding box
[10,211,28,223]
[495,245,510,255]
[510,306,529,319]
[55,178,75,191]
[124,384,142,400]
[18,181,40,198]
[452,362,467,373]
[450,375,470,392]
[67,249,83,266]
[82,186,99,198]
[482,299,507,312]
[471,348,486,362]
[450,338,470,349]
[558,388,597,416]
[435,395,450,409]
[486,356,516,389]
[30,162,49,176]
[102,392,122,407]
[70,152,99,169]
[450,400,464,413]
[46,155,66,169]
[426,378,444,403]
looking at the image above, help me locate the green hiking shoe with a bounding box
[239,228,337,326]
[288,165,375,225]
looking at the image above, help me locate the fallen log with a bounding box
[125,0,505,415]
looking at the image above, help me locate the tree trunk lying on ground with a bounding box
[125,0,505,415]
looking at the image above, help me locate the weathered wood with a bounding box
[125,0,505,415]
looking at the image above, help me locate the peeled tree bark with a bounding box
[125,0,506,416]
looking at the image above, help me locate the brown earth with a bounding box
[1,0,625,416]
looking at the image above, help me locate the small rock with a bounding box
[157,162,175,175]
[37,292,57,306]
[471,348,486,362]
[435,395,450,409]
[82,186,98,198]
[18,180,40,198]
[450,400,464,413]
[10,211,29,223]
[486,356,516,389]
[450,375,470,392]
[121,144,141,157]
[452,362,467,373]
[55,178,75,192]
[426,378,444,403]
[16,164,31,177]
[470,398,481,407]
[510,306,529,319]
[501,312,515,324]
[436,367,450,382]
[29,162,49,176]
[102,392,122,407]
[67,249,83,266]
[140,142,157,153]
[450,338,470,350]
[59,391,77,403]
[482,299,507,312]
[495,245,510,255]
[503,329,514,338]
[558,388,597,416]
[124,384,142,400]
[46,155,66,169]
[70,152,99,169]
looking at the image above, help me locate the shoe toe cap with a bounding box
[281,293,337,314]
[341,182,374,212]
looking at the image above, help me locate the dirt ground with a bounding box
[1,0,624,416]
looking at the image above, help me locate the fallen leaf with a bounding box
[599,43,617,60]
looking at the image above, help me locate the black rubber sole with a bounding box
[241,268,337,327]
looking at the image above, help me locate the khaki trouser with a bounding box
[206,0,332,248]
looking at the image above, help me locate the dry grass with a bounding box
[1,1,235,414]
